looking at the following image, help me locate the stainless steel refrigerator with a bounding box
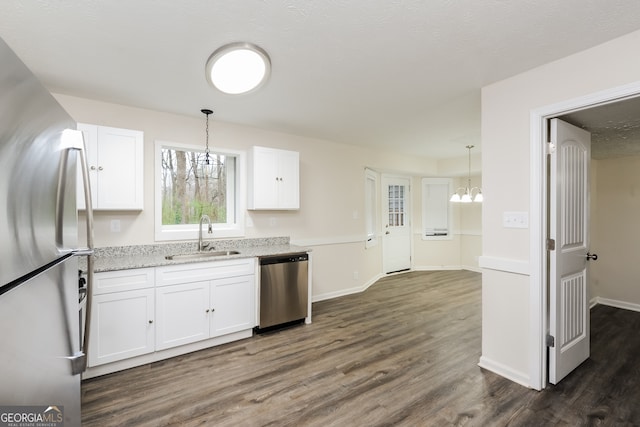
[0,37,94,426]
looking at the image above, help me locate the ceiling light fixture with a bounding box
[205,42,271,95]
[450,145,483,203]
[197,108,216,179]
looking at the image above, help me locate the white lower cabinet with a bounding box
[155,275,255,350]
[155,259,255,351]
[88,287,155,367]
[210,275,255,336]
[88,259,255,372]
[155,281,210,350]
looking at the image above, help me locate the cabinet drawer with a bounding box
[156,258,255,287]
[94,268,155,295]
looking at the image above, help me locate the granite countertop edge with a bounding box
[82,237,310,273]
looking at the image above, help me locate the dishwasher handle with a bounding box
[259,253,308,265]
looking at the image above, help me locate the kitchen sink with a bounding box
[165,250,241,261]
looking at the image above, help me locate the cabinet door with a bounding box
[76,123,98,210]
[210,275,255,337]
[155,281,210,350]
[88,288,154,367]
[96,126,144,210]
[276,149,300,209]
[248,146,300,210]
[249,147,279,209]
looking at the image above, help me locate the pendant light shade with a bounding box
[450,145,482,203]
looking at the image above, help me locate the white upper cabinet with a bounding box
[77,123,144,210]
[247,146,299,210]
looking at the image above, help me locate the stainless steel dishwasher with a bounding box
[258,253,309,331]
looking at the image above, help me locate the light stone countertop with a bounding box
[81,237,309,273]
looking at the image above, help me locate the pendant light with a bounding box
[197,108,215,179]
[450,145,483,203]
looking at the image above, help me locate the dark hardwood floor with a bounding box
[81,271,640,426]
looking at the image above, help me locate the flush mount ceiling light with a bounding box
[450,145,483,203]
[205,42,271,95]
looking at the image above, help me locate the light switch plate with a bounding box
[503,211,529,229]
[110,219,121,233]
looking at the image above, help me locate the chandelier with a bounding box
[450,145,483,203]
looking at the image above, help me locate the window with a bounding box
[422,178,452,240]
[155,140,245,240]
[387,184,406,227]
[364,168,378,248]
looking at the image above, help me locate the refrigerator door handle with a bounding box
[60,129,95,375]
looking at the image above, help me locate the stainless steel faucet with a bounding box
[198,214,213,251]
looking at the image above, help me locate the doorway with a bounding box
[531,82,640,390]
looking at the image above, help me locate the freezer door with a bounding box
[0,37,77,286]
[0,258,81,426]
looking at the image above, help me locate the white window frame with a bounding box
[364,168,378,248]
[154,140,246,241]
[421,177,453,240]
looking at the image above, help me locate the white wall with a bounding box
[591,156,640,307]
[56,94,481,301]
[480,28,640,388]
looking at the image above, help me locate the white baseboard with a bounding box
[312,273,384,302]
[413,265,481,273]
[478,356,531,389]
[590,297,640,313]
[413,265,461,271]
[312,267,482,303]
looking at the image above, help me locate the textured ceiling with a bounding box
[561,96,640,160]
[1,1,640,159]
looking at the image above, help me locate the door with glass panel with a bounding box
[382,175,411,273]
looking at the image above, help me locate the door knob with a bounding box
[586,252,598,261]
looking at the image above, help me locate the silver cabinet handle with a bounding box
[98,166,103,171]
[90,165,96,170]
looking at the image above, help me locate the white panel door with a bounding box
[549,118,593,384]
[382,175,411,273]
